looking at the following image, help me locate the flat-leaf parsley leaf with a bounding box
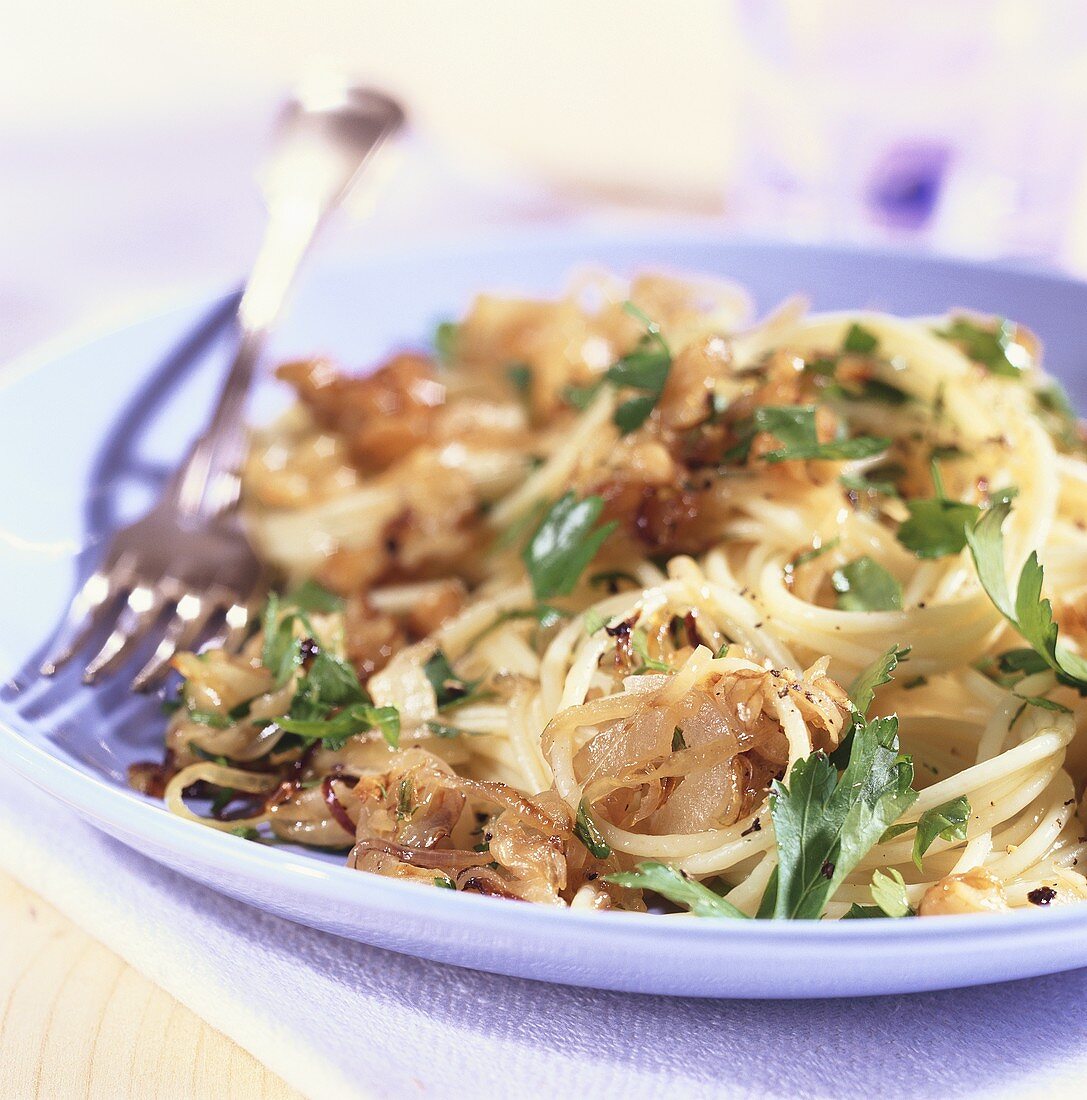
[768,714,917,919]
[965,500,1087,690]
[831,556,902,612]
[935,317,1027,378]
[604,861,748,919]
[749,405,889,464]
[521,492,617,599]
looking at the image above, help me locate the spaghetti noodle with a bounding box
[135,270,1087,920]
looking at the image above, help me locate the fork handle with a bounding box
[170,89,404,519]
[171,200,321,518]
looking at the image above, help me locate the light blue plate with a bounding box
[4,230,1087,999]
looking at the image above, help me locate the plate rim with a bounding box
[7,696,1087,949]
[5,226,1087,977]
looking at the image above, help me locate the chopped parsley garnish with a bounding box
[506,362,532,396]
[285,579,344,614]
[731,405,890,465]
[965,499,1087,690]
[972,650,1014,684]
[561,382,601,410]
[434,320,459,365]
[293,650,367,711]
[259,587,361,688]
[434,874,456,889]
[261,593,307,686]
[935,317,1027,378]
[425,720,474,739]
[806,330,904,407]
[630,628,671,673]
[276,701,401,751]
[766,713,916,919]
[896,461,982,559]
[574,799,612,859]
[804,356,838,378]
[209,786,237,817]
[912,798,971,865]
[583,610,607,635]
[848,644,911,717]
[840,463,904,498]
[558,303,672,432]
[423,649,483,710]
[672,726,687,752]
[269,641,401,750]
[1013,693,1072,715]
[831,378,911,406]
[989,648,1051,683]
[521,492,617,599]
[613,397,659,435]
[828,643,910,770]
[788,537,840,571]
[929,443,968,462]
[1034,381,1082,451]
[842,904,887,919]
[842,323,879,355]
[869,868,914,917]
[882,796,971,868]
[397,777,414,819]
[831,556,902,612]
[187,710,233,730]
[604,861,748,919]
[605,302,672,434]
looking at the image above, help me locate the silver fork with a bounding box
[40,85,405,690]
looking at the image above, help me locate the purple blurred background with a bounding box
[4,0,1087,360]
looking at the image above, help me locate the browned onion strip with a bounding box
[164,762,283,832]
[540,690,654,758]
[448,776,571,838]
[350,838,492,872]
[455,865,524,900]
[321,775,358,837]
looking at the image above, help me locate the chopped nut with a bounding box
[918,867,1009,916]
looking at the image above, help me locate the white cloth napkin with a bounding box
[2,770,1087,1099]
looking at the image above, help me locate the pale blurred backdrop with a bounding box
[4,0,1087,359]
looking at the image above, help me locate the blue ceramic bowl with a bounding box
[4,229,1087,998]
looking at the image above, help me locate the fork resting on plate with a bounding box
[40,86,404,690]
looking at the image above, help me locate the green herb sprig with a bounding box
[844,868,914,918]
[965,500,1087,690]
[881,796,971,868]
[604,862,748,919]
[423,649,484,710]
[896,461,985,560]
[831,556,902,612]
[574,799,612,859]
[767,714,917,920]
[559,302,672,433]
[728,405,890,466]
[521,492,617,599]
[606,303,673,433]
[935,317,1027,378]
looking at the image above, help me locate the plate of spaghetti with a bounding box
[5,231,1087,998]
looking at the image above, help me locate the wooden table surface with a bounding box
[0,871,302,1100]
